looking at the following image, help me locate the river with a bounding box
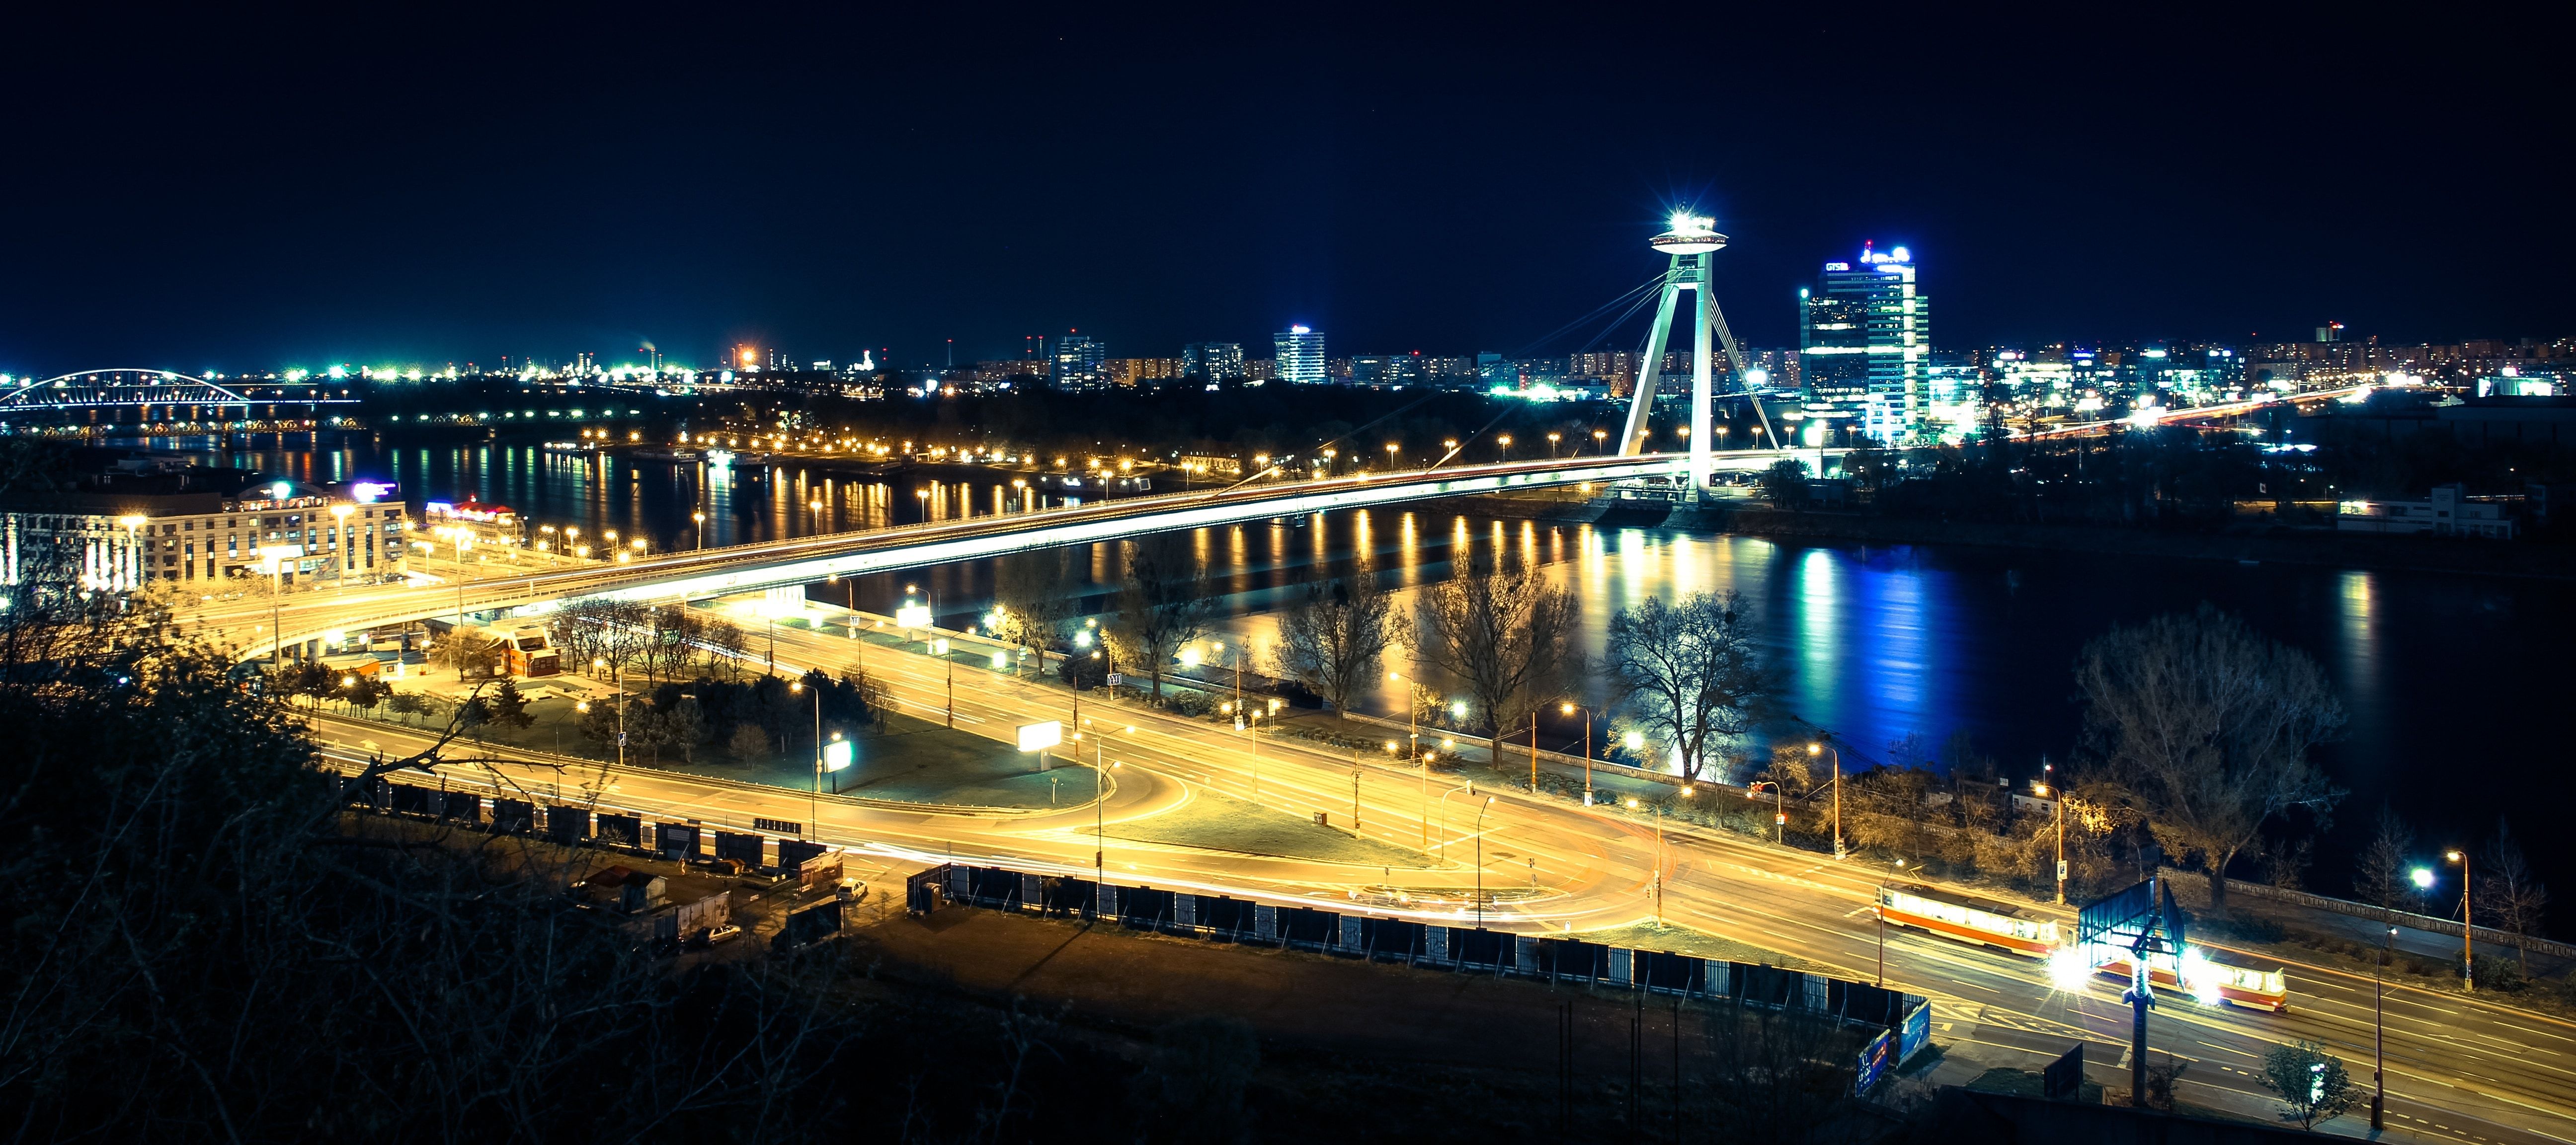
[147,434,2573,929]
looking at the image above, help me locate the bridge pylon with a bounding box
[1615,212,1780,498]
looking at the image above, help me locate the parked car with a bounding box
[706,923,742,946]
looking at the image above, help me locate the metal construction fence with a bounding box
[919,862,1934,1087]
[351,777,829,874]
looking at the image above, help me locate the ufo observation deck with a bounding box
[1650,227,1729,255]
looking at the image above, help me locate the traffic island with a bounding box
[1092,788,1432,867]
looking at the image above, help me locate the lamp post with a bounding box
[1350,767,1363,833]
[1388,668,1423,768]
[1810,740,1843,859]
[1384,442,1400,471]
[1079,721,1131,887]
[1435,780,1479,863]
[2373,922,2396,1130]
[1546,431,1560,458]
[1560,701,1594,804]
[594,657,624,769]
[1473,796,1496,929]
[793,677,821,823]
[936,636,954,728]
[1749,781,1785,844]
[1496,434,1512,462]
[442,527,473,681]
[2038,763,2067,904]
[693,511,705,550]
[2447,849,2474,990]
[1591,428,1608,456]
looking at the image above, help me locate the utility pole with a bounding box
[1529,714,1540,793]
[1810,740,1843,859]
[2374,923,2394,1130]
[2448,849,2474,990]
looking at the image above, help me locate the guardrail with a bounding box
[2213,879,2575,961]
[919,860,1933,1094]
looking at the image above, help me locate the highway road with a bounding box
[314,625,2576,1145]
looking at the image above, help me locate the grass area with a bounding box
[1569,920,1828,972]
[364,680,1080,810]
[1100,788,1433,867]
[672,708,1077,809]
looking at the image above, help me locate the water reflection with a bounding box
[135,435,2576,916]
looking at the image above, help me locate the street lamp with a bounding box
[1591,428,1608,455]
[594,656,624,768]
[693,511,706,550]
[438,527,473,681]
[2037,762,2067,904]
[793,677,822,823]
[2446,849,2474,990]
[1545,431,1560,458]
[1496,434,1512,462]
[2374,922,2397,1130]
[1748,780,1786,843]
[1810,740,1844,859]
[1384,442,1400,470]
[1387,668,1423,758]
[1561,701,1594,805]
[1473,795,1496,929]
[1076,721,1130,888]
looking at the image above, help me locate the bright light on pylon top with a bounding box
[1652,211,1727,254]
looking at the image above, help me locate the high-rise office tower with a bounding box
[1799,243,1928,443]
[1274,325,1327,384]
[1182,342,1246,382]
[1052,335,1105,389]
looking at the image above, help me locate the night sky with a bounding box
[3,5,2566,375]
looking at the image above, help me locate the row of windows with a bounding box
[13,508,399,534]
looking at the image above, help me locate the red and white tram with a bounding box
[2082,945,2290,1013]
[1875,882,2060,957]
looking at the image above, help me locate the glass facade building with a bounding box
[1800,245,1929,444]
[1182,341,1246,382]
[1274,325,1327,384]
[1052,335,1105,389]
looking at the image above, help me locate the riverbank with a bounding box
[1476,492,2576,581]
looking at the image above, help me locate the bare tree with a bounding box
[703,618,749,681]
[2480,817,2552,972]
[991,548,1079,677]
[2351,805,2418,916]
[435,626,505,678]
[1106,534,1212,700]
[645,602,703,684]
[1414,563,1578,763]
[554,596,651,681]
[2073,605,2345,916]
[1270,570,1400,718]
[1603,590,1772,782]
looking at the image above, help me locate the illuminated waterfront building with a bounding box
[1800,243,1929,444]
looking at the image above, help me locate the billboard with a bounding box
[1016,720,1063,752]
[823,738,854,771]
